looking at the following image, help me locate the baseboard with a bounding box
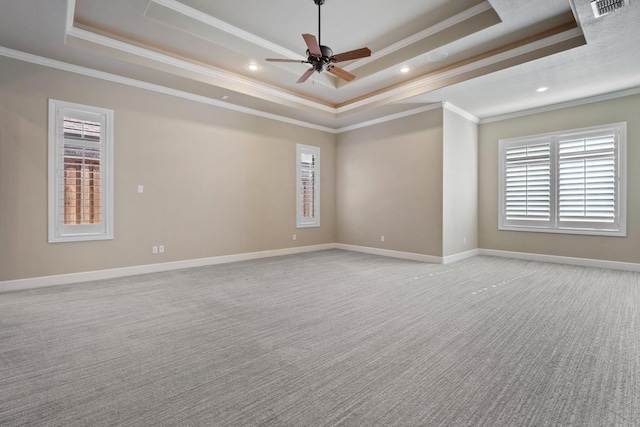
[8,245,635,293]
[442,249,480,265]
[335,243,443,263]
[479,249,640,272]
[0,244,336,293]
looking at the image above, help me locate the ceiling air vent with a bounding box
[591,0,630,17]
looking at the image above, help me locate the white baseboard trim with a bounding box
[442,249,480,265]
[0,244,335,293]
[335,244,443,264]
[479,249,640,272]
[8,245,635,293]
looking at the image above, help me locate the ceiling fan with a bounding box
[265,0,372,83]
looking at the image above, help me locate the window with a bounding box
[499,122,626,236]
[48,100,114,242]
[296,144,320,228]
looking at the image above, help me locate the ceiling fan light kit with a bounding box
[265,0,371,83]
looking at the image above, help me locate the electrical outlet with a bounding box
[152,246,158,254]
[138,185,144,193]
[293,234,297,241]
[159,245,165,253]
[381,236,385,242]
[464,237,467,244]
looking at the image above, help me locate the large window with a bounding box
[48,100,114,242]
[498,122,626,236]
[296,144,320,228]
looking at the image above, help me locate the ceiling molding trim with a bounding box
[337,27,584,114]
[0,46,337,134]
[336,104,443,133]
[65,0,333,114]
[66,26,336,114]
[148,0,306,61]
[343,1,495,72]
[479,86,640,124]
[65,0,76,36]
[442,102,480,123]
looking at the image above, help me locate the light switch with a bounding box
[137,185,144,193]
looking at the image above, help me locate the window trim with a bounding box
[296,144,320,228]
[498,122,626,237]
[48,99,114,243]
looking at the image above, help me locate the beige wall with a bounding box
[0,57,336,281]
[443,108,478,256]
[9,52,636,283]
[336,109,444,256]
[478,93,640,263]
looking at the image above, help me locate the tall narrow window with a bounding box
[296,144,320,228]
[499,122,626,236]
[48,100,114,242]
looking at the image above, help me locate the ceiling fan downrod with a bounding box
[315,0,324,46]
[264,0,371,83]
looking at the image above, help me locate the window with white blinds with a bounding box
[499,123,626,236]
[503,141,552,227]
[48,100,114,242]
[296,144,320,228]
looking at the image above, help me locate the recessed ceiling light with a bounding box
[400,66,410,73]
[247,64,259,71]
[428,51,448,62]
[537,87,549,92]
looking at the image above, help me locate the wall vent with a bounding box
[591,0,630,17]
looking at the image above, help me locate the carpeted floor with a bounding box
[0,250,638,426]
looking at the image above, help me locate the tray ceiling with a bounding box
[1,0,639,130]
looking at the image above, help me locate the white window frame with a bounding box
[296,144,320,228]
[48,99,114,243]
[498,122,626,237]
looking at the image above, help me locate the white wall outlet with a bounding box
[152,246,158,254]
[293,234,297,241]
[159,245,165,253]
[137,185,144,193]
[381,236,385,242]
[464,237,467,244]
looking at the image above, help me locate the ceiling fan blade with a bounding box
[330,47,372,62]
[265,58,307,63]
[297,68,315,83]
[302,33,322,57]
[327,65,356,82]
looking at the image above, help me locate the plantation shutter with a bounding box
[49,100,114,243]
[61,117,102,225]
[300,152,316,218]
[558,129,618,230]
[296,144,320,227]
[503,141,552,227]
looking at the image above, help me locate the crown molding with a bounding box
[479,86,640,124]
[443,102,480,123]
[337,27,584,114]
[343,1,494,72]
[336,103,444,133]
[0,46,337,133]
[2,45,470,134]
[66,26,336,114]
[147,0,306,61]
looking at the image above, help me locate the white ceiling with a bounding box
[1,0,639,130]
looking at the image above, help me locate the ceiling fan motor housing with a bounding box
[308,45,333,72]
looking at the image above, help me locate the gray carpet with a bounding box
[0,250,638,426]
